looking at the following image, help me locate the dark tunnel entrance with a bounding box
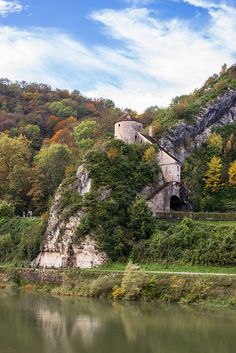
[170,195,183,211]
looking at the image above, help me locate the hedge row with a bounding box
[156,212,236,221]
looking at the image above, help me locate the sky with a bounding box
[0,0,236,112]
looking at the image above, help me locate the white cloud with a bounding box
[124,0,154,5]
[183,0,232,10]
[88,5,236,110]
[0,1,235,112]
[0,0,23,17]
[0,26,107,88]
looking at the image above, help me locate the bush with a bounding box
[128,196,155,241]
[112,285,124,300]
[89,275,118,298]
[132,218,236,266]
[17,221,46,261]
[0,200,14,217]
[0,217,45,263]
[0,233,13,262]
[121,262,146,300]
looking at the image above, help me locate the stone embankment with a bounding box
[1,267,236,305]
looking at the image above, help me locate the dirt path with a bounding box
[92,269,236,277]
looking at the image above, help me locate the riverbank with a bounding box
[0,267,235,306]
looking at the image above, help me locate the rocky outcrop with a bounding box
[32,165,107,269]
[159,90,236,162]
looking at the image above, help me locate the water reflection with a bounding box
[0,291,235,353]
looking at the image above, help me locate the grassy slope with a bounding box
[98,263,236,274]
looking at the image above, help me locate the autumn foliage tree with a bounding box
[228,161,236,187]
[207,133,223,154]
[204,156,223,192]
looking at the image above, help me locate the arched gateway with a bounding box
[170,195,183,211]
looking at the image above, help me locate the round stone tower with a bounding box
[114,113,143,144]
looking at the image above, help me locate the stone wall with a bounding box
[147,183,181,214]
[114,120,143,143]
[0,268,64,286]
[158,150,181,183]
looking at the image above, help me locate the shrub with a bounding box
[0,233,13,261]
[89,275,118,298]
[112,285,124,300]
[128,196,155,241]
[121,262,146,300]
[17,221,46,262]
[0,217,45,263]
[0,200,14,217]
[132,219,236,266]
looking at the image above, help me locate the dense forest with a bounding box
[0,64,236,216]
[0,79,122,214]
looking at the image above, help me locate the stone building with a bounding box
[114,113,184,213]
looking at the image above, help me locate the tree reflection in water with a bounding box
[0,291,235,353]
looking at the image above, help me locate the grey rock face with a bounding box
[76,165,91,196]
[32,165,107,269]
[159,90,236,162]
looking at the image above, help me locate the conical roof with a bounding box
[115,113,143,124]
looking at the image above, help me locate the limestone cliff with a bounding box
[32,165,107,269]
[159,89,236,162]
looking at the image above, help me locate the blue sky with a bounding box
[0,0,236,111]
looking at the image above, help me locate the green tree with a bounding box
[22,124,41,150]
[73,119,100,151]
[128,197,155,241]
[0,133,31,211]
[29,143,71,213]
[47,99,77,118]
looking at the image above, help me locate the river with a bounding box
[0,291,235,353]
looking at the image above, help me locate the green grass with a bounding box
[197,221,236,226]
[157,219,236,226]
[98,262,236,274]
[0,262,16,268]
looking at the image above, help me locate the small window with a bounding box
[118,124,121,127]
[177,166,180,171]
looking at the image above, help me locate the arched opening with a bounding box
[170,195,183,211]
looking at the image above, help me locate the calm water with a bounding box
[0,291,235,353]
